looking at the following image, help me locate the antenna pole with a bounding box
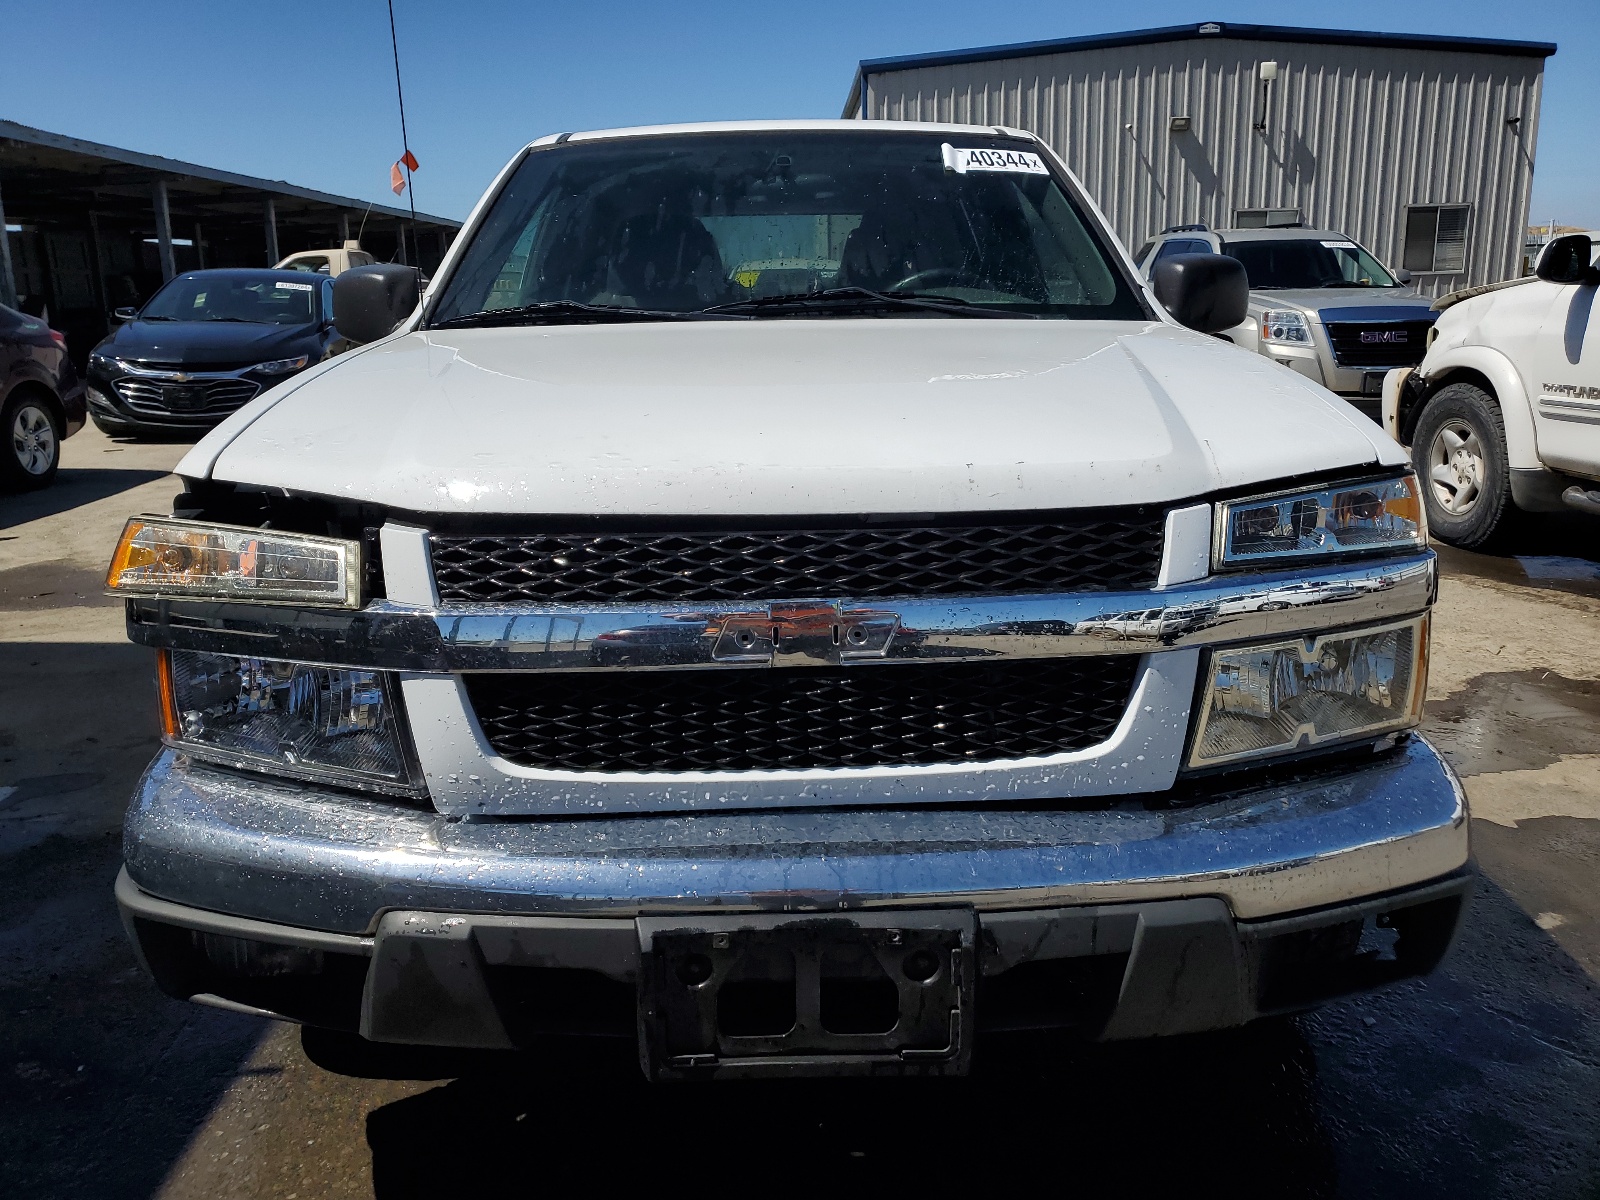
[387,0,420,268]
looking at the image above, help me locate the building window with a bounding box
[1403,205,1470,274]
[1234,208,1302,228]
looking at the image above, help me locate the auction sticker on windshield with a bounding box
[941,143,1049,175]
[274,281,314,291]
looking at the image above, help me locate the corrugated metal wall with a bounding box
[862,37,1544,294]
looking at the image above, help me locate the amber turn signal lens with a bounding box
[105,517,359,607]
[154,649,179,738]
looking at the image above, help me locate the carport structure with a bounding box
[0,119,460,362]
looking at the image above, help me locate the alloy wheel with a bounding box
[1426,418,1485,515]
[10,403,56,476]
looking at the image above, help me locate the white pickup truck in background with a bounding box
[1385,231,1600,547]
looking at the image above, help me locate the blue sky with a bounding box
[6,1,1596,227]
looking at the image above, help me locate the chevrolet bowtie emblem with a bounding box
[712,602,901,666]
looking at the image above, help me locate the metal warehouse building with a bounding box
[845,21,1556,294]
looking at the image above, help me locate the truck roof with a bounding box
[1213,228,1352,242]
[524,118,1037,152]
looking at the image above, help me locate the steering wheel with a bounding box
[887,266,987,293]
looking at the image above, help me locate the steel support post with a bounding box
[152,180,176,282]
[0,178,20,309]
[338,212,351,245]
[264,198,279,266]
[193,222,205,269]
[88,210,110,317]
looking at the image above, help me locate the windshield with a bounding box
[1221,238,1400,289]
[142,274,319,324]
[430,132,1146,323]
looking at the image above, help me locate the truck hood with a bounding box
[184,319,1401,515]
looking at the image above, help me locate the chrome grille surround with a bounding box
[113,376,262,415]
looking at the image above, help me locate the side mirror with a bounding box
[112,306,139,323]
[1394,269,1413,285]
[331,264,422,344]
[1535,233,1599,284]
[1152,253,1250,334]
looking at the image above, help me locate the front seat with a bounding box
[610,212,725,308]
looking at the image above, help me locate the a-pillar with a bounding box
[0,178,17,309]
[152,180,176,282]
[264,197,279,266]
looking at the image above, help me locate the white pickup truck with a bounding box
[1384,231,1600,546]
[109,120,1468,1080]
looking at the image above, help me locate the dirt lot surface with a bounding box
[4,423,1599,1198]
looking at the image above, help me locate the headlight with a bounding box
[107,517,360,607]
[1215,474,1426,569]
[159,650,425,797]
[1261,310,1312,343]
[253,354,310,375]
[1188,616,1427,769]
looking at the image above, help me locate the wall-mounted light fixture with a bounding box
[1254,61,1279,133]
[1506,114,1523,128]
[1170,115,1192,133]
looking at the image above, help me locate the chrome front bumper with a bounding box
[124,736,1468,935]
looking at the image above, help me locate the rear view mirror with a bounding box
[111,306,139,323]
[1535,233,1599,285]
[1151,253,1250,334]
[332,264,422,344]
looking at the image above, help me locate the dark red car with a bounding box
[1,303,85,490]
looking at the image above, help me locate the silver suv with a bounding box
[1136,225,1436,421]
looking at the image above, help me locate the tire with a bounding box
[1410,382,1514,549]
[1,391,63,492]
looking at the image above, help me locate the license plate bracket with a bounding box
[637,910,976,1080]
[164,384,206,410]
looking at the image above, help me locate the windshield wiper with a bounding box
[702,287,1020,318]
[139,314,177,321]
[430,300,742,329]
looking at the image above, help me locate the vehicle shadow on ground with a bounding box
[0,832,269,1200]
[363,1017,1337,1197]
[1433,510,1600,599]
[357,873,1600,1200]
[0,467,172,528]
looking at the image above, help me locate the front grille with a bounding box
[114,377,261,416]
[431,510,1165,604]
[465,657,1140,772]
[1325,321,1434,368]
